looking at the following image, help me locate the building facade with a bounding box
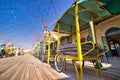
[80,14,120,57]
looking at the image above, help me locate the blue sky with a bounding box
[0,0,75,50]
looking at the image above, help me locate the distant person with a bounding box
[15,48,20,56]
[0,48,6,58]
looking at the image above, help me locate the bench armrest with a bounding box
[82,41,95,57]
[97,44,109,57]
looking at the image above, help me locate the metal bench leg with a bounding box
[64,59,66,70]
[93,61,99,78]
[94,59,103,79]
[72,61,80,80]
[97,59,103,79]
[79,60,84,80]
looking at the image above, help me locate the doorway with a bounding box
[105,27,120,57]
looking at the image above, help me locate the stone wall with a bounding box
[80,14,120,44]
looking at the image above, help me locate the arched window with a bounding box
[105,27,120,36]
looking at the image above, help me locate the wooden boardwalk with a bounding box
[0,54,69,80]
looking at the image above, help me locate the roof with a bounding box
[53,0,112,33]
[99,0,120,14]
[44,31,69,42]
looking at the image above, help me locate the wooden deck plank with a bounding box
[0,63,19,80]
[12,63,26,80]
[0,54,68,80]
[33,64,44,80]
[0,56,25,74]
[19,63,28,80]
[0,56,26,80]
[9,63,25,80]
[0,57,15,66]
[0,63,14,73]
[29,56,40,80]
[24,64,30,80]
[29,63,38,80]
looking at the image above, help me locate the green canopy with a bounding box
[53,0,112,33]
[99,0,120,14]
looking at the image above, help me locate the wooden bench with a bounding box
[55,41,109,72]
[59,41,107,59]
[43,49,57,62]
[45,49,57,55]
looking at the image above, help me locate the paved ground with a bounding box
[49,56,120,80]
[108,57,120,68]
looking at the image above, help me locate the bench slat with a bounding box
[58,42,103,58]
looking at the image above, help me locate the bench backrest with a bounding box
[44,49,57,55]
[59,42,106,57]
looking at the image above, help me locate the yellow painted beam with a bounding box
[73,61,80,80]
[75,2,83,80]
[47,31,51,64]
[57,23,60,54]
[43,35,46,53]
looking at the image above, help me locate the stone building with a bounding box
[80,14,120,57]
[55,0,120,57]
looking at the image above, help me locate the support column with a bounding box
[57,22,60,54]
[89,13,97,44]
[43,35,46,55]
[47,31,51,64]
[75,2,83,80]
[70,26,73,43]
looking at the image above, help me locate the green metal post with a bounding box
[90,13,97,44]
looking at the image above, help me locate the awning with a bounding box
[53,0,112,33]
[99,0,120,14]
